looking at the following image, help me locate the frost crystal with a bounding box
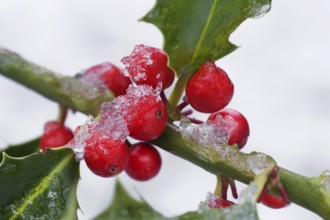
[61,71,108,100]
[199,183,258,220]
[180,120,229,147]
[101,84,161,120]
[47,191,57,199]
[68,114,129,161]
[246,153,270,175]
[67,116,94,161]
[180,119,274,176]
[205,192,220,208]
[90,116,129,142]
[126,83,161,98]
[121,44,155,82]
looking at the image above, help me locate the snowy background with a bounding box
[0,1,330,219]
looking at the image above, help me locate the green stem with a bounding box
[254,168,272,201]
[279,169,330,219]
[152,126,330,219]
[1,47,330,219]
[0,47,114,116]
[168,75,188,107]
[57,105,68,125]
[214,176,223,197]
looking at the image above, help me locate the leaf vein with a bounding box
[190,0,219,64]
[9,153,73,219]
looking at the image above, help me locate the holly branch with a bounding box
[1,46,330,219]
[1,0,330,219]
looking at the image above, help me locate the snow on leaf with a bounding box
[0,148,79,220]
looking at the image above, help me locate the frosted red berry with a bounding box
[125,142,162,181]
[185,61,234,113]
[40,121,74,153]
[100,85,167,141]
[208,109,249,149]
[121,44,175,90]
[261,193,289,209]
[84,62,131,96]
[125,95,167,141]
[84,134,130,177]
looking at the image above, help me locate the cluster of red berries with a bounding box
[79,45,174,181]
[39,44,288,209]
[40,45,173,181]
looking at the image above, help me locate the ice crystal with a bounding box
[180,119,274,176]
[121,44,156,82]
[68,113,129,161]
[205,192,221,208]
[199,183,258,220]
[180,120,229,147]
[100,84,161,122]
[61,72,108,100]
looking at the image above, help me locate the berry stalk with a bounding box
[57,105,68,125]
[168,75,189,107]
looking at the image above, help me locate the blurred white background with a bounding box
[0,1,329,219]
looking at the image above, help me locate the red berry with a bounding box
[84,134,130,177]
[208,109,249,149]
[125,142,161,181]
[84,62,131,96]
[261,193,289,209]
[126,95,167,141]
[40,121,74,152]
[121,44,175,90]
[100,85,168,141]
[185,61,234,113]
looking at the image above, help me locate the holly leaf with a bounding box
[0,148,79,220]
[94,180,165,220]
[94,180,259,220]
[1,138,40,159]
[143,0,271,77]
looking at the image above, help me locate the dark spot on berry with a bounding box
[109,167,117,174]
[156,110,163,118]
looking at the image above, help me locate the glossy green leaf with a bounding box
[143,0,271,77]
[94,180,259,220]
[1,138,40,159]
[0,148,79,220]
[94,180,165,220]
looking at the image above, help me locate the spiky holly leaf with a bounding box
[94,180,259,220]
[143,0,271,77]
[0,138,40,160]
[94,180,165,220]
[0,148,79,219]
